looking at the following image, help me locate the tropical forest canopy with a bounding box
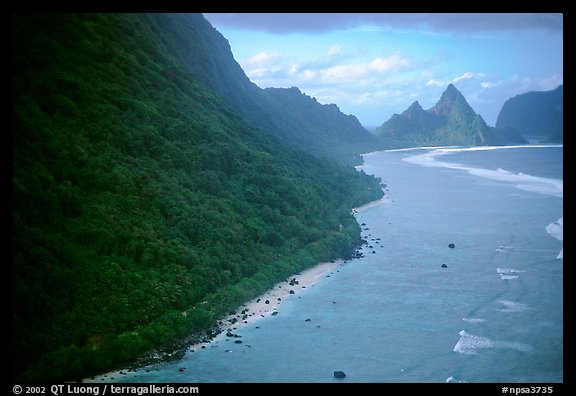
[12,13,383,382]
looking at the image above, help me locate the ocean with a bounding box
[98,145,563,383]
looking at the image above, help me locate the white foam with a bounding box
[462,317,485,323]
[499,275,519,280]
[545,218,563,260]
[453,330,532,355]
[453,330,494,354]
[403,145,563,199]
[495,244,513,252]
[446,376,468,383]
[546,218,563,242]
[384,145,459,153]
[496,299,529,313]
[497,268,523,280]
[404,146,563,261]
[497,268,524,274]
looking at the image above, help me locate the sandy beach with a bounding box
[185,194,390,350]
[84,259,344,382]
[353,193,390,213]
[85,195,390,382]
[188,259,345,350]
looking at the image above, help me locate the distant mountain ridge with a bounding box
[375,84,527,147]
[495,85,563,143]
[148,14,381,164]
[263,87,382,158]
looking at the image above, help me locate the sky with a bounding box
[202,13,563,127]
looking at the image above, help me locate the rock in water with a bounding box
[333,370,346,379]
[441,264,448,268]
[448,243,455,249]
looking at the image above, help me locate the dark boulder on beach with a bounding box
[333,370,347,379]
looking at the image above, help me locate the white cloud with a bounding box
[247,68,269,78]
[327,44,342,57]
[480,81,497,89]
[320,54,412,84]
[246,51,280,66]
[426,79,445,87]
[370,55,410,72]
[288,63,299,75]
[351,89,406,106]
[452,72,475,83]
[352,92,372,105]
[299,69,317,81]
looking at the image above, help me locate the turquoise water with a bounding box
[103,145,563,383]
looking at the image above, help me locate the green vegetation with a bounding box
[376,84,528,148]
[495,84,563,143]
[148,14,382,165]
[12,14,383,382]
[263,87,383,163]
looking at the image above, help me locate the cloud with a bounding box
[480,81,500,89]
[351,89,405,105]
[241,50,414,90]
[204,13,562,35]
[300,69,317,81]
[426,79,445,87]
[246,51,280,66]
[242,51,283,80]
[320,54,412,84]
[452,72,474,83]
[370,55,411,72]
[288,63,299,75]
[327,44,342,57]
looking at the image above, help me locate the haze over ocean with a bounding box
[96,145,562,383]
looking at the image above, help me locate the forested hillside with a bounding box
[12,13,383,382]
[263,87,382,160]
[496,85,563,143]
[146,13,382,164]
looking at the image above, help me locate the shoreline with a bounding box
[84,259,344,382]
[84,195,391,383]
[187,259,345,350]
[352,194,390,213]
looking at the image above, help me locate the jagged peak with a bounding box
[431,83,470,116]
[445,83,459,94]
[408,100,423,110]
[440,83,465,102]
[402,100,425,119]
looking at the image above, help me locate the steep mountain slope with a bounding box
[12,13,383,382]
[375,84,527,147]
[263,87,382,157]
[496,85,563,142]
[146,13,381,164]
